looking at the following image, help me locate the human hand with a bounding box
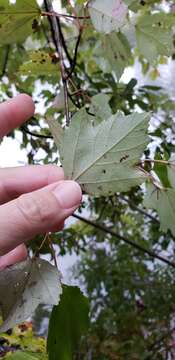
[0,94,82,269]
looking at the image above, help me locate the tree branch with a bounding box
[44,0,70,126]
[42,11,90,21]
[73,214,175,268]
[21,125,53,139]
[66,31,82,79]
[119,194,159,223]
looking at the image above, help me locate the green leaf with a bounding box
[46,118,63,149]
[97,31,131,79]
[153,153,171,188]
[88,0,128,34]
[59,107,150,196]
[0,0,40,45]
[144,183,175,236]
[47,285,89,360]
[0,258,62,333]
[19,51,59,76]
[89,94,112,123]
[168,153,175,188]
[135,13,174,64]
[5,351,47,360]
[124,0,157,11]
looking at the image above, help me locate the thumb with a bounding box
[0,181,82,256]
[0,244,28,270]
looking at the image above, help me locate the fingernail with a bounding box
[53,181,82,209]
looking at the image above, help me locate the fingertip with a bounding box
[53,180,82,210]
[0,94,35,137]
[0,244,28,270]
[16,243,28,260]
[16,94,35,118]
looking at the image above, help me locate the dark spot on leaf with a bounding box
[19,324,28,332]
[50,54,59,64]
[102,169,106,174]
[19,298,27,307]
[32,19,39,32]
[28,281,37,288]
[140,0,146,5]
[81,184,86,193]
[52,58,58,64]
[5,329,12,336]
[120,155,129,163]
[120,53,125,61]
[0,338,8,346]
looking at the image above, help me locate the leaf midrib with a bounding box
[74,115,148,181]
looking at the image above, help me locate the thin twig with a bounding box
[66,31,82,79]
[34,233,49,258]
[48,235,58,269]
[56,18,73,66]
[42,11,90,20]
[142,159,175,167]
[21,125,53,139]
[44,0,70,125]
[119,195,159,223]
[67,0,82,30]
[73,214,175,268]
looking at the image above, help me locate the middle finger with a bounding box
[0,165,64,204]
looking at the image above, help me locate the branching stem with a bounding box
[142,159,175,167]
[42,11,90,21]
[44,0,70,126]
[73,214,175,268]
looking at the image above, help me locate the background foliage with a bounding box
[1,0,175,359]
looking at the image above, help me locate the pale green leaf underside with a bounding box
[0,258,62,332]
[99,31,131,79]
[168,153,175,189]
[89,94,112,124]
[136,14,174,64]
[46,117,63,149]
[60,109,150,196]
[88,0,128,34]
[0,0,40,45]
[144,183,175,236]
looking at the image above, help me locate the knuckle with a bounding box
[17,192,57,226]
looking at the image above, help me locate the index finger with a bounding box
[0,94,35,137]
